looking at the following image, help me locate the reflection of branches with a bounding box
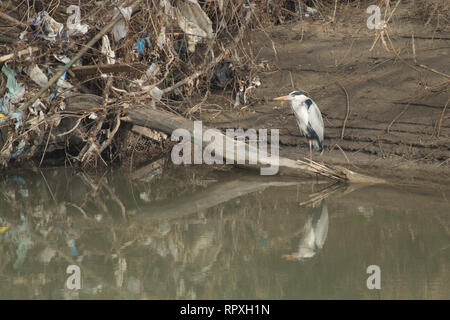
[298,181,369,207]
[137,176,328,221]
[299,182,343,207]
[67,202,94,221]
[101,180,127,221]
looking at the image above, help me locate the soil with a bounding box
[199,4,449,187]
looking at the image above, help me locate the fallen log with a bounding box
[122,106,385,184]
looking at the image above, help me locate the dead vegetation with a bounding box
[0,0,308,168]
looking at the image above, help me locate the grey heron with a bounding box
[274,91,324,160]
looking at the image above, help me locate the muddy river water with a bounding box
[0,165,448,299]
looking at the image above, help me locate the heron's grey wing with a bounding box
[308,100,324,142]
[314,201,329,249]
[290,103,309,134]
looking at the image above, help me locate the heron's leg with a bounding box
[308,140,312,163]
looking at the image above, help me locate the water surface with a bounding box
[0,163,448,299]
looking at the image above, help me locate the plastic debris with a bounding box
[66,5,89,36]
[136,37,152,55]
[1,64,25,110]
[49,72,73,100]
[176,0,214,52]
[156,27,167,49]
[0,65,25,131]
[113,6,132,42]
[27,64,49,87]
[148,86,163,101]
[0,225,9,234]
[101,35,116,64]
[306,6,318,17]
[56,72,73,90]
[145,63,160,80]
[28,11,63,41]
[211,62,233,89]
[9,111,23,131]
[29,99,47,116]
[160,0,175,15]
[243,76,261,104]
[54,55,71,64]
[137,39,145,55]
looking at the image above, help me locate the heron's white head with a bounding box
[274,91,309,104]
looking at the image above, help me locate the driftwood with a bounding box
[123,106,385,184]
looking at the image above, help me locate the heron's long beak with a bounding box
[273,95,290,101]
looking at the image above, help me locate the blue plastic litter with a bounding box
[136,37,152,55]
[137,39,145,55]
[49,72,67,100]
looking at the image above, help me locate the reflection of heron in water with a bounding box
[283,200,328,261]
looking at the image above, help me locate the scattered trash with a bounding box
[243,76,261,104]
[0,0,268,167]
[113,6,132,42]
[1,64,25,110]
[234,75,261,107]
[0,225,9,234]
[156,27,167,49]
[148,86,163,101]
[145,63,160,80]
[28,11,64,41]
[50,72,73,100]
[54,55,71,64]
[211,62,233,89]
[136,38,152,55]
[0,64,25,132]
[66,5,89,36]
[27,64,49,87]
[102,35,116,64]
[176,0,214,52]
[305,6,318,17]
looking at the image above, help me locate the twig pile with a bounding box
[0,0,303,167]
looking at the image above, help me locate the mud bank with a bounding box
[198,4,449,187]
